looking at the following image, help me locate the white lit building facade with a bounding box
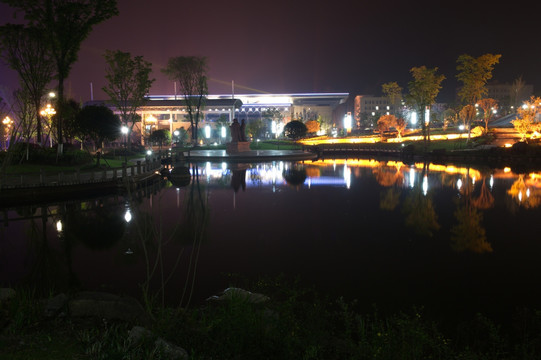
[87,92,349,144]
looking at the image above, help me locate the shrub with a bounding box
[284,121,307,139]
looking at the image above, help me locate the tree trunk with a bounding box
[34,98,42,145]
[56,70,65,157]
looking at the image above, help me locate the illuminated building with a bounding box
[86,92,349,144]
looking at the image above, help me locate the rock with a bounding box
[129,326,188,360]
[207,287,270,304]
[154,337,188,360]
[128,325,153,344]
[0,288,16,303]
[45,293,68,318]
[68,291,151,325]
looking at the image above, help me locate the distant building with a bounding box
[354,95,402,128]
[486,82,533,110]
[87,92,349,145]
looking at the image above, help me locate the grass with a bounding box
[3,278,541,359]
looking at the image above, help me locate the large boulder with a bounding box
[207,287,270,304]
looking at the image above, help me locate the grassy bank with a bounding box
[2,280,541,359]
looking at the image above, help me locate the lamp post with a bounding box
[2,116,13,150]
[121,125,129,163]
[40,104,56,147]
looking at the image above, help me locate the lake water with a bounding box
[2,157,541,326]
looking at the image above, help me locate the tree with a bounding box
[305,119,319,135]
[58,99,81,145]
[382,81,403,116]
[394,117,406,140]
[173,127,188,146]
[162,56,208,146]
[405,66,445,149]
[377,114,394,141]
[149,129,171,149]
[477,98,498,133]
[442,107,460,129]
[246,118,265,140]
[0,24,54,144]
[456,53,501,141]
[102,50,154,149]
[1,0,119,155]
[77,105,120,163]
[459,104,476,130]
[511,96,541,141]
[262,108,284,138]
[283,120,307,139]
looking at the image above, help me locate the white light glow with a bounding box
[344,114,352,131]
[410,112,417,125]
[124,210,132,223]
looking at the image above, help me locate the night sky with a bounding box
[0,0,539,103]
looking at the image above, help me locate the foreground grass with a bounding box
[2,280,541,359]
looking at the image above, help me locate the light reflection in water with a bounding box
[182,160,541,209]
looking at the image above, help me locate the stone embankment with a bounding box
[0,155,167,205]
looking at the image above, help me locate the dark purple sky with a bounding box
[1,0,539,103]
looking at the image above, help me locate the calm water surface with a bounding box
[2,158,541,325]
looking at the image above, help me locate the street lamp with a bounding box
[121,125,129,163]
[40,104,56,147]
[2,116,13,150]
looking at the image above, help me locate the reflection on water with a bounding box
[3,158,541,322]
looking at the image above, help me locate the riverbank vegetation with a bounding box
[2,279,541,359]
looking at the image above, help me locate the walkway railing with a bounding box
[0,155,167,190]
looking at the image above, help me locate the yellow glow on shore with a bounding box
[300,131,480,146]
[306,159,481,179]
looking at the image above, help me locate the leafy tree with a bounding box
[262,108,284,137]
[511,96,541,141]
[149,129,171,149]
[305,120,319,134]
[405,66,445,149]
[377,114,394,141]
[456,54,501,141]
[173,127,188,146]
[283,120,307,139]
[0,24,54,144]
[57,99,81,145]
[382,81,403,116]
[162,56,208,146]
[477,98,498,133]
[459,104,476,130]
[102,50,154,149]
[511,117,532,142]
[442,107,459,129]
[246,118,265,140]
[1,0,119,155]
[77,105,120,161]
[394,117,406,140]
